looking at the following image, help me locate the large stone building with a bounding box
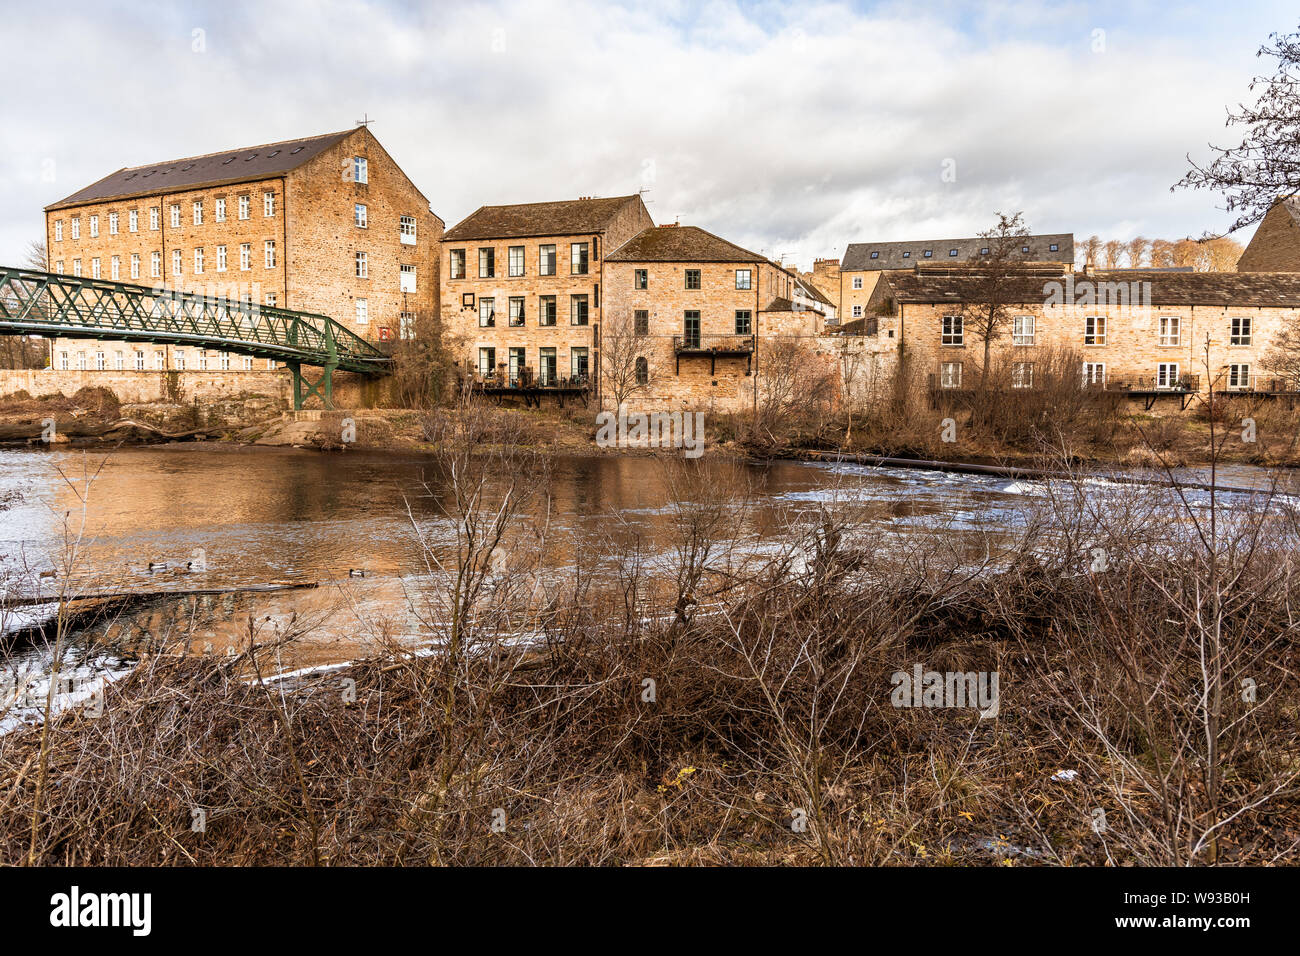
[43,127,441,371]
[862,262,1300,394]
[439,195,654,393]
[602,224,836,412]
[1237,198,1300,272]
[836,233,1074,327]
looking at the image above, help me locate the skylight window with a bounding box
[222,157,236,165]
[902,251,911,258]
[1049,243,1059,252]
[1021,246,1030,253]
[870,251,879,259]
[923,250,933,258]
[949,249,958,256]
[290,146,305,154]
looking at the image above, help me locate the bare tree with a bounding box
[1126,236,1150,268]
[963,211,1032,390]
[600,309,656,412]
[1176,25,1300,233]
[1102,239,1125,269]
[1149,238,1175,268]
[1078,234,1102,269]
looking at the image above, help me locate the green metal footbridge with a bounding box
[0,266,391,408]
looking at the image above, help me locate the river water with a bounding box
[0,443,1292,678]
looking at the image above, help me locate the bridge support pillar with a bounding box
[289,362,338,410]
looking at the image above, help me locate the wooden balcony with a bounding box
[672,334,755,374]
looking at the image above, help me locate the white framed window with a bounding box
[1012,315,1035,346]
[238,195,250,220]
[399,215,416,244]
[1228,364,1251,390]
[242,355,253,370]
[94,350,105,371]
[129,209,139,232]
[172,250,182,276]
[263,191,275,217]
[150,207,160,230]
[940,361,962,389]
[130,253,140,279]
[89,215,99,237]
[352,156,368,184]
[114,351,124,370]
[400,264,416,293]
[110,256,120,280]
[108,212,118,235]
[91,258,101,279]
[54,220,63,242]
[399,311,415,339]
[72,259,82,277]
[55,260,63,273]
[355,298,368,325]
[1157,362,1180,389]
[151,252,161,278]
[134,350,145,371]
[216,245,227,272]
[265,293,277,307]
[240,243,251,271]
[71,217,81,239]
[266,358,275,370]
[198,351,208,371]
[942,314,963,346]
[1230,316,1252,346]
[1159,315,1181,347]
[264,240,276,269]
[170,205,180,228]
[1085,315,1106,345]
[355,204,368,228]
[215,198,226,222]
[155,351,165,370]
[58,351,69,370]
[219,351,230,370]
[76,351,86,370]
[1011,361,1034,388]
[852,305,863,317]
[175,350,185,370]
[852,276,863,289]
[355,251,367,277]
[194,248,204,274]
[193,201,203,225]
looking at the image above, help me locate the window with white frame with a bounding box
[1012,361,1034,388]
[1230,316,1252,346]
[89,215,99,237]
[265,293,277,307]
[1013,315,1035,346]
[215,198,226,222]
[354,251,367,277]
[242,355,253,370]
[400,215,416,244]
[114,351,124,370]
[355,203,367,228]
[194,248,204,274]
[134,350,145,371]
[110,256,120,280]
[265,241,276,269]
[400,264,416,293]
[1085,315,1106,345]
[95,351,105,370]
[216,245,227,272]
[219,352,230,370]
[238,195,250,220]
[1228,364,1251,390]
[59,351,69,370]
[940,361,962,389]
[54,220,63,242]
[193,201,203,225]
[170,205,180,228]
[129,209,139,232]
[1159,315,1181,346]
[175,350,185,370]
[150,207,160,230]
[399,311,415,339]
[151,252,161,277]
[72,259,81,277]
[55,260,63,273]
[240,244,251,271]
[108,212,118,235]
[853,305,863,317]
[853,277,863,289]
[197,351,208,370]
[1157,362,1180,389]
[263,192,275,217]
[76,351,86,370]
[91,258,100,279]
[355,299,368,325]
[172,250,182,276]
[130,254,140,279]
[352,157,368,184]
[71,218,80,239]
[942,314,963,346]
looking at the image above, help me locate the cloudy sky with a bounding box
[0,0,1294,270]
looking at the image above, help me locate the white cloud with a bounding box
[0,0,1289,273]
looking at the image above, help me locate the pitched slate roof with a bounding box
[842,233,1074,272]
[795,275,834,307]
[46,129,359,210]
[875,265,1300,308]
[443,196,643,241]
[606,225,766,262]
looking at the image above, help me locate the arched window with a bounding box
[635,356,648,385]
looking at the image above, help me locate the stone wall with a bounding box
[0,368,292,406]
